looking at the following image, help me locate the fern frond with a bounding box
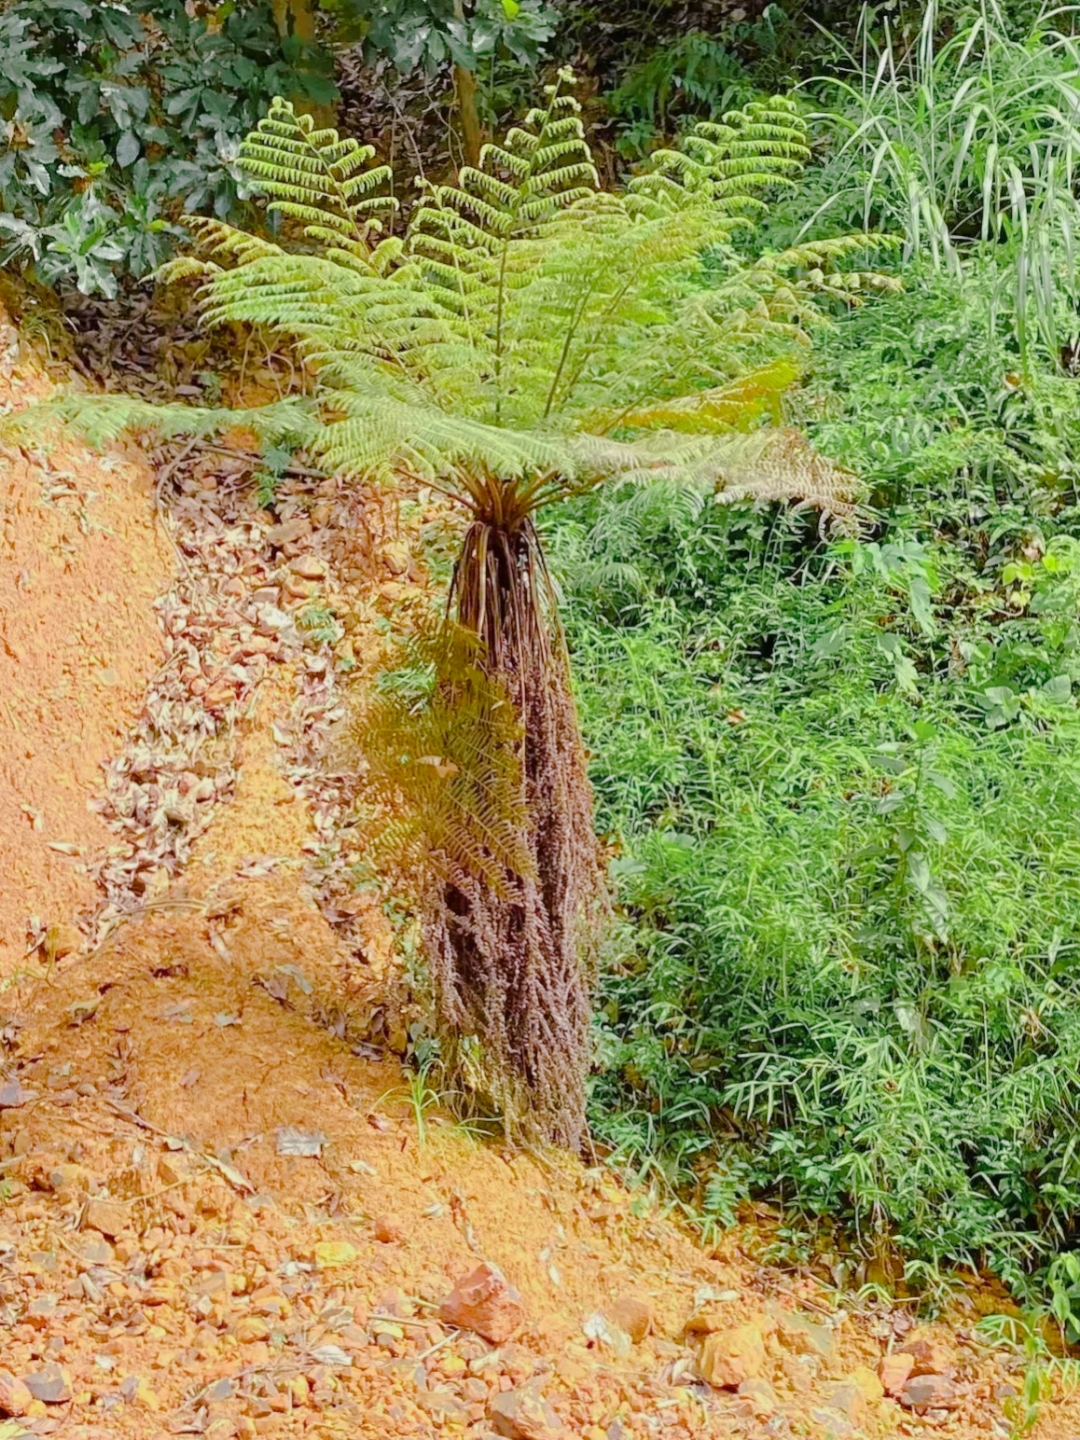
[240,98,397,260]
[342,619,533,893]
[0,392,312,451]
[629,97,811,220]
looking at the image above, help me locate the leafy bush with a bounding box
[0,0,334,295]
[558,249,1080,1297]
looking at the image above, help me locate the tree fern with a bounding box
[12,73,898,1148]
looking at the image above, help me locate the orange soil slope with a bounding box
[0,324,170,974]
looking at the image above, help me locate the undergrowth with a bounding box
[556,237,1080,1309]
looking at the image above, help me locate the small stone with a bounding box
[736,1377,778,1417]
[289,554,327,580]
[900,1373,957,1410]
[24,1365,72,1405]
[0,1080,27,1109]
[825,1382,869,1427]
[374,1216,403,1244]
[699,1323,767,1389]
[440,1262,527,1344]
[604,1296,651,1345]
[489,1383,562,1439]
[418,1389,469,1422]
[848,1364,885,1404]
[879,1350,916,1396]
[266,517,310,546]
[384,540,410,576]
[283,577,316,600]
[235,1316,270,1343]
[48,1162,88,1193]
[76,1237,115,1265]
[44,923,81,960]
[121,1376,161,1410]
[774,1308,837,1362]
[250,586,280,605]
[26,1295,57,1326]
[899,1329,954,1376]
[82,1197,128,1239]
[0,1370,33,1416]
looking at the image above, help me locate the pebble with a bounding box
[23,1365,72,1405]
[0,1370,33,1416]
[82,1197,128,1239]
[440,1262,527,1344]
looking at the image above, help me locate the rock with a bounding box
[774,1309,837,1362]
[374,1215,404,1244]
[121,1376,161,1410]
[699,1323,767,1389]
[289,555,327,580]
[0,1080,27,1109]
[848,1364,885,1404]
[685,1303,737,1335]
[900,1373,957,1411]
[0,1370,33,1416]
[489,1384,562,1439]
[82,1197,128,1239]
[604,1296,651,1345]
[48,1163,88,1194]
[235,1316,270,1343]
[266,518,310,546]
[24,1365,72,1404]
[440,1262,527,1344]
[418,1390,469,1423]
[27,1295,56,1326]
[736,1377,778,1417]
[899,1329,954,1376]
[879,1351,916,1396]
[44,922,82,961]
[824,1382,869,1427]
[79,1239,117,1268]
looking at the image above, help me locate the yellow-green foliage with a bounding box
[28,74,897,522]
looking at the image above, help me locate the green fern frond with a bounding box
[629,96,811,221]
[240,97,397,260]
[1,392,311,451]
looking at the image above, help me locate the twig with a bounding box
[193,440,327,482]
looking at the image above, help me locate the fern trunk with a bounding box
[425,516,602,1148]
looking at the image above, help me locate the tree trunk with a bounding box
[454,63,483,169]
[452,0,483,169]
[422,517,603,1148]
[271,0,335,127]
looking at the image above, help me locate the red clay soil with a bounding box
[0,325,171,976]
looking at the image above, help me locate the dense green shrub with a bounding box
[559,258,1080,1296]
[0,0,334,295]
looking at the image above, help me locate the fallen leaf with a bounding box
[314,1241,358,1270]
[276,1126,326,1157]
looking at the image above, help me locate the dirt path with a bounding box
[1,319,1078,1440]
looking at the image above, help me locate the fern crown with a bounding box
[42,76,899,524]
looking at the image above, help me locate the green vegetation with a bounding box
[10,0,1080,1327]
[548,3,1080,1312]
[0,0,334,295]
